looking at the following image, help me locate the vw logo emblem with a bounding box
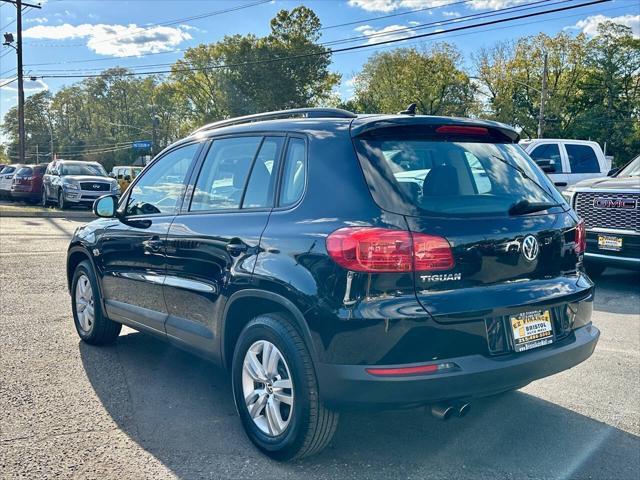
[522,235,539,262]
[93,184,100,189]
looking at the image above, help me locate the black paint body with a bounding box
[67,115,599,408]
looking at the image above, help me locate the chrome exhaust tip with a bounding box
[456,402,471,418]
[430,403,455,420]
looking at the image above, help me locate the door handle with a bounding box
[143,236,163,253]
[554,182,568,187]
[226,240,248,256]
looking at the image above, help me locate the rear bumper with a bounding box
[317,324,599,409]
[10,189,38,200]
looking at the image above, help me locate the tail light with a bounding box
[575,220,586,254]
[326,227,454,273]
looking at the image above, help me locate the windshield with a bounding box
[354,138,565,217]
[618,156,640,177]
[1,166,16,174]
[60,163,107,177]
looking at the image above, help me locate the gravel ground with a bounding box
[1,216,638,480]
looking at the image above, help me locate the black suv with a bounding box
[67,108,599,460]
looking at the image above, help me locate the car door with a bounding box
[563,143,603,185]
[163,135,285,357]
[528,142,569,190]
[97,142,203,335]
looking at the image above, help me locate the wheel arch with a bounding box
[221,289,317,371]
[67,245,97,293]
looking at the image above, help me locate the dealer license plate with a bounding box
[510,310,553,353]
[598,235,622,252]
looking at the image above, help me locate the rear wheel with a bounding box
[231,313,338,461]
[71,260,121,345]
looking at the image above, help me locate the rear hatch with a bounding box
[351,118,587,330]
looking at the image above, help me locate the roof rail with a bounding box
[190,108,357,135]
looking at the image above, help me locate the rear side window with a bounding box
[354,136,564,217]
[529,143,563,173]
[126,143,199,216]
[279,138,306,207]
[34,166,46,175]
[566,144,599,173]
[242,137,284,209]
[190,137,262,211]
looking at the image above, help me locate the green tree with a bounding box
[350,44,477,116]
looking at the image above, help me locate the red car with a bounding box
[10,164,48,203]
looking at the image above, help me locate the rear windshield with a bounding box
[60,163,107,177]
[354,137,565,217]
[15,167,33,176]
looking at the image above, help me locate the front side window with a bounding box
[279,138,306,207]
[529,143,563,173]
[355,137,564,217]
[190,137,262,211]
[565,144,599,173]
[126,143,199,216]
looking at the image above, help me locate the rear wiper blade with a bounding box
[509,200,560,216]
[489,154,557,203]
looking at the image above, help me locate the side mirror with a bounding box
[109,172,116,178]
[124,175,132,181]
[93,195,118,218]
[607,168,619,177]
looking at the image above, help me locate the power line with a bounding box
[32,0,612,80]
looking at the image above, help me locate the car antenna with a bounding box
[398,103,417,115]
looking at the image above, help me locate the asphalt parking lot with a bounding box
[1,216,638,480]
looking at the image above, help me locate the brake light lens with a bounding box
[435,125,489,136]
[365,362,457,377]
[326,227,454,273]
[575,220,586,254]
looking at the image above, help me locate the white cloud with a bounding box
[355,23,417,44]
[25,17,48,24]
[23,23,192,57]
[442,11,461,17]
[348,0,526,11]
[569,14,640,38]
[0,78,48,93]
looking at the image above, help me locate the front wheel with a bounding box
[231,313,338,461]
[71,260,121,345]
[41,188,49,207]
[57,189,67,210]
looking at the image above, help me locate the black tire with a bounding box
[41,188,49,207]
[71,260,121,345]
[586,263,606,278]
[231,313,339,461]
[57,189,66,210]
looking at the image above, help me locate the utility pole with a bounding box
[2,0,42,163]
[537,52,548,139]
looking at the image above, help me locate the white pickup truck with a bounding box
[520,139,613,190]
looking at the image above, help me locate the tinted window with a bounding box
[190,137,262,211]
[34,166,47,175]
[566,144,599,173]
[15,167,33,176]
[1,166,16,174]
[279,138,306,207]
[126,143,199,216]
[355,138,564,216]
[529,143,563,173]
[242,137,284,209]
[60,163,107,176]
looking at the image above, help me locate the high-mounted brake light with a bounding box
[326,227,454,273]
[575,220,586,254]
[435,125,489,136]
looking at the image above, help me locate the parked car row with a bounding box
[0,160,145,208]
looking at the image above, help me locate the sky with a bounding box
[0,0,638,136]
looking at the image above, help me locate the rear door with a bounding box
[528,142,569,190]
[563,143,603,185]
[353,127,582,325]
[162,135,285,356]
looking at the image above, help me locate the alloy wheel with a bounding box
[75,274,95,333]
[241,340,294,436]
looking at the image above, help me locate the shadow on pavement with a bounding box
[592,268,640,315]
[80,331,639,480]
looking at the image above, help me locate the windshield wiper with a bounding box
[489,154,558,204]
[508,199,560,216]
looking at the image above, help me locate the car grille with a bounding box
[575,192,639,232]
[80,182,110,192]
